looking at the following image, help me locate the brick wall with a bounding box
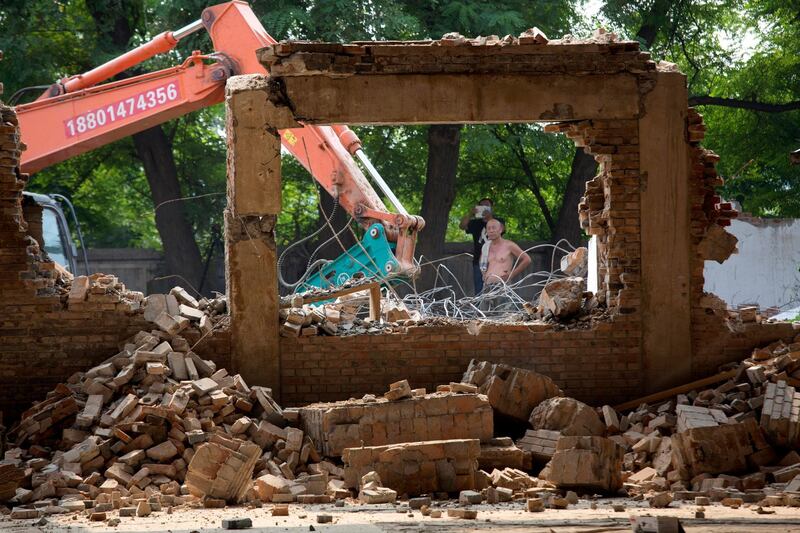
[684,107,796,375]
[547,118,642,313]
[265,38,795,407]
[279,318,643,407]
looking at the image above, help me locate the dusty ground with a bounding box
[3,498,800,532]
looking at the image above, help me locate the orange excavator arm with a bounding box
[16,0,422,279]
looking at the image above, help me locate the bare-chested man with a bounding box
[479,219,531,311]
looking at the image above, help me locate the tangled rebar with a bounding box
[396,239,577,321]
[284,229,577,323]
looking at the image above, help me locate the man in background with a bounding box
[460,198,504,295]
[479,218,531,312]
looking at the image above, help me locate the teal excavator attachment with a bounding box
[296,223,400,292]
[287,126,423,294]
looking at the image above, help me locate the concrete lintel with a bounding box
[272,73,640,125]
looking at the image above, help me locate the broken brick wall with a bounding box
[260,37,795,404]
[548,118,641,313]
[278,319,642,407]
[686,117,796,377]
[2,37,796,422]
[0,101,231,421]
[685,108,796,376]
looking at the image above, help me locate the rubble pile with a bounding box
[140,286,228,337]
[279,300,347,338]
[66,273,143,307]
[0,287,346,518]
[595,335,800,506]
[277,270,611,334]
[67,276,228,336]
[2,305,799,523]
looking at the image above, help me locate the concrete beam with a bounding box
[638,71,692,393]
[273,73,641,125]
[225,75,282,398]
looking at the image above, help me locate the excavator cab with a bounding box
[21,192,89,275]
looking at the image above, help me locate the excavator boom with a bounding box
[16,1,422,287]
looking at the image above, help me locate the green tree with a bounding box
[601,0,800,217]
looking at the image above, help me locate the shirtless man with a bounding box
[479,219,531,311]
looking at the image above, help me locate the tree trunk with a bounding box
[513,144,556,233]
[636,0,672,48]
[552,148,598,247]
[417,124,461,288]
[133,126,205,291]
[85,1,206,293]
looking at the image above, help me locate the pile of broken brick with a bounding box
[279,279,422,338]
[1,302,800,525]
[66,275,228,337]
[489,335,800,514]
[279,295,419,338]
[138,285,228,338]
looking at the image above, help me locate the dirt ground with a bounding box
[3,498,800,532]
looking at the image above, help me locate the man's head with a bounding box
[486,218,504,240]
[478,198,493,220]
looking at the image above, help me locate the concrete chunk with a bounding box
[167,352,188,380]
[671,418,767,477]
[546,436,624,493]
[193,377,220,395]
[185,436,260,503]
[516,429,561,463]
[298,393,493,457]
[146,440,179,462]
[529,397,605,436]
[539,277,584,319]
[343,439,481,496]
[153,311,188,335]
[462,360,563,422]
[384,379,412,401]
[170,286,199,308]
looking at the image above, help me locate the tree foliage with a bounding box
[601,0,800,217]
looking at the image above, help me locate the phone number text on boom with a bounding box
[64,82,180,138]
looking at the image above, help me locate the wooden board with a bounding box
[613,369,737,412]
[283,282,382,321]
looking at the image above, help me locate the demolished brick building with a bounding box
[1,32,797,425]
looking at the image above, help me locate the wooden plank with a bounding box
[613,369,737,412]
[368,284,381,322]
[281,282,380,307]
